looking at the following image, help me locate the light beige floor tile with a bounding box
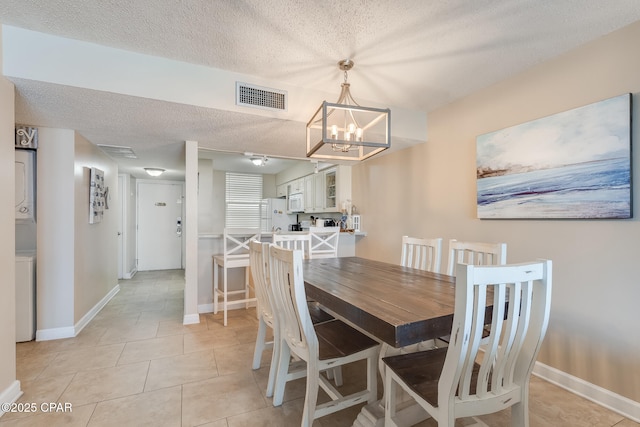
[182,372,267,427]
[615,420,640,427]
[38,343,125,378]
[97,320,159,345]
[145,350,218,391]
[88,386,181,427]
[117,334,183,365]
[15,351,57,381]
[0,374,74,422]
[156,318,209,337]
[0,403,95,427]
[184,328,242,353]
[213,342,258,376]
[192,420,229,427]
[58,361,149,406]
[226,398,305,427]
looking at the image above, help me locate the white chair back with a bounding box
[446,239,506,276]
[222,227,261,265]
[269,245,315,361]
[444,261,552,414]
[273,233,311,259]
[384,260,553,426]
[309,226,340,259]
[400,236,443,273]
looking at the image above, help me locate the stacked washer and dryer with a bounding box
[15,127,37,342]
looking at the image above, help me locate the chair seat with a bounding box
[315,319,379,361]
[213,254,250,268]
[383,344,484,408]
[308,301,335,325]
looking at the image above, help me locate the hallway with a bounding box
[3,270,638,426]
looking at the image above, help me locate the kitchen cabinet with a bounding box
[287,178,303,196]
[304,173,325,213]
[323,166,351,212]
[276,183,287,198]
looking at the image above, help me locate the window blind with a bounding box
[225,172,263,228]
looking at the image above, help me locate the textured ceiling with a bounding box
[3,0,640,178]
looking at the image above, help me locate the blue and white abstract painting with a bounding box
[476,94,631,219]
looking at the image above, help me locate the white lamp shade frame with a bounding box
[306,101,390,161]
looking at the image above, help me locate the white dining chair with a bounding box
[384,260,553,427]
[213,227,261,326]
[309,226,340,258]
[268,245,380,426]
[400,235,443,273]
[272,233,311,259]
[446,239,507,276]
[251,240,340,400]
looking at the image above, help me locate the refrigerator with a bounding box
[261,198,296,232]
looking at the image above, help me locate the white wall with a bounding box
[353,21,640,405]
[0,30,19,408]
[36,128,75,333]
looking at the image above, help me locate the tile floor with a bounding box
[2,269,638,426]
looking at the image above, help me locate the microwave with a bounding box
[288,192,304,212]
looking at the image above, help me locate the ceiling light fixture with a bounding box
[144,168,165,177]
[250,156,268,166]
[306,59,391,161]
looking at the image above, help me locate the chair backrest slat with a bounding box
[249,240,273,324]
[400,236,443,273]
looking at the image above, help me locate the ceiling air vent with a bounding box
[236,82,287,112]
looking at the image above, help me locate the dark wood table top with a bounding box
[303,257,457,348]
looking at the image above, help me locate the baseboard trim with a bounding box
[124,267,137,280]
[0,381,23,418]
[533,361,640,422]
[35,285,120,341]
[183,313,200,325]
[198,301,257,314]
[74,284,120,336]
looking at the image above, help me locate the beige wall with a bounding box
[353,21,640,402]
[73,133,119,323]
[0,51,18,403]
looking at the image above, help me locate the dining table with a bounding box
[302,256,461,427]
[303,256,458,347]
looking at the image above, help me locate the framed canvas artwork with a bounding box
[476,93,632,219]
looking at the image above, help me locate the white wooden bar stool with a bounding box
[213,227,261,326]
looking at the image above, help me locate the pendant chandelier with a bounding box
[306,59,391,161]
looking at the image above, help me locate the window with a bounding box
[225,172,263,228]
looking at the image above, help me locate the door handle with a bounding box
[176,217,182,236]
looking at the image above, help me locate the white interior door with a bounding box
[137,181,184,271]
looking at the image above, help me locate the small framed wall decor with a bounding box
[89,167,105,224]
[476,93,631,219]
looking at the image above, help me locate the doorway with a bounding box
[137,181,184,271]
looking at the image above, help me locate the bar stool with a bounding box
[213,227,261,326]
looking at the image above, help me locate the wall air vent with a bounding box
[236,82,287,112]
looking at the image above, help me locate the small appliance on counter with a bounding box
[300,220,312,231]
[288,223,302,231]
